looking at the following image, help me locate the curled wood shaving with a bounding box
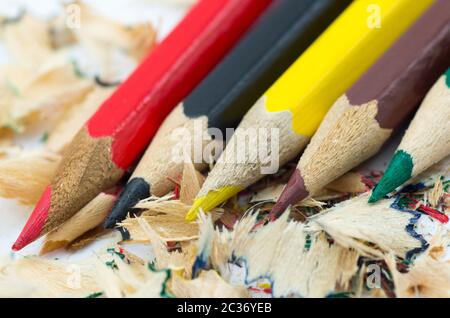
[136,193,175,207]
[92,250,168,298]
[73,2,156,80]
[122,163,219,244]
[0,256,99,297]
[0,58,93,134]
[135,217,187,271]
[121,198,222,243]
[428,178,444,208]
[386,236,450,298]
[130,217,197,279]
[122,214,199,243]
[67,227,115,251]
[207,213,359,297]
[3,14,52,67]
[308,193,423,258]
[41,193,117,254]
[0,4,157,137]
[12,59,93,131]
[180,158,205,205]
[124,199,199,243]
[137,197,192,213]
[0,151,61,205]
[46,86,114,153]
[1,245,169,298]
[295,197,326,209]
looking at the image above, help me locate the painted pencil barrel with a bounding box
[187,0,435,221]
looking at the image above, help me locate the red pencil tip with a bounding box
[269,169,309,220]
[12,186,52,251]
[11,241,23,251]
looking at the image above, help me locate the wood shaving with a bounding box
[92,248,168,298]
[72,2,156,81]
[67,227,115,251]
[46,86,114,153]
[3,14,52,67]
[207,213,359,297]
[122,161,219,244]
[387,235,450,298]
[122,198,222,243]
[0,58,93,134]
[309,193,422,258]
[0,256,99,297]
[180,158,205,205]
[0,151,61,205]
[428,177,444,208]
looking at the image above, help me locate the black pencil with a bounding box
[104,0,352,229]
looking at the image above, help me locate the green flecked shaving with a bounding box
[86,291,103,298]
[369,150,413,203]
[148,263,173,298]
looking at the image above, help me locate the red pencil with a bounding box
[13,0,272,251]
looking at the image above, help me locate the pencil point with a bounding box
[13,186,53,251]
[369,150,413,203]
[186,186,242,222]
[104,178,150,229]
[270,169,309,218]
[186,198,205,222]
[367,195,379,204]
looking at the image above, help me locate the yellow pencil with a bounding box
[187,0,434,221]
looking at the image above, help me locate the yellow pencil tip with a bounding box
[185,186,243,222]
[186,197,206,222]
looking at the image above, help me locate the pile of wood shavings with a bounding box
[0,2,155,203]
[0,3,449,298]
[1,153,447,298]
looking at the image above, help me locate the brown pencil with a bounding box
[271,0,450,217]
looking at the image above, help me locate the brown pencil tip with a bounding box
[269,169,309,219]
